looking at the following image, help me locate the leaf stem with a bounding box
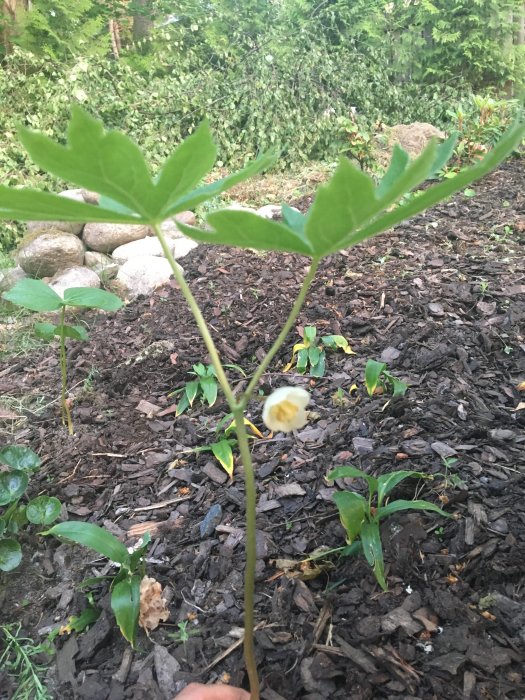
[59,306,73,435]
[232,408,260,699]
[242,257,320,402]
[152,223,238,409]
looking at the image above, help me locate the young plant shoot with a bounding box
[2,280,122,434]
[0,107,522,699]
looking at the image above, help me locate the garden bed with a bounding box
[1,158,524,699]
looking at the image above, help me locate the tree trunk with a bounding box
[132,0,153,43]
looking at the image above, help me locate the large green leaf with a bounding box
[305,157,378,255]
[0,446,40,471]
[376,471,429,507]
[0,188,139,224]
[111,575,141,646]
[328,465,378,498]
[0,539,22,572]
[332,491,367,542]
[34,322,90,341]
[200,376,218,406]
[177,210,313,255]
[2,279,63,312]
[360,521,387,591]
[364,359,386,396]
[44,521,130,566]
[26,496,62,525]
[0,471,29,506]
[63,287,123,311]
[376,499,450,520]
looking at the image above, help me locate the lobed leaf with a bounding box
[44,521,131,566]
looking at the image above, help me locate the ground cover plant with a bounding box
[0,108,523,699]
[2,280,123,435]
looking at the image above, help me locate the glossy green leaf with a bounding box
[128,532,151,572]
[376,144,410,198]
[0,471,28,506]
[63,287,123,311]
[308,346,321,366]
[321,335,354,354]
[178,210,313,255]
[0,539,22,572]
[360,521,387,590]
[111,575,141,646]
[26,496,62,525]
[296,347,309,374]
[0,446,40,471]
[60,606,100,634]
[44,521,130,566]
[200,376,218,406]
[309,350,325,377]
[185,380,200,406]
[364,359,386,396]
[304,326,317,345]
[211,439,234,478]
[376,499,450,520]
[281,204,306,234]
[2,279,63,312]
[387,374,408,397]
[175,392,190,416]
[376,471,429,507]
[328,465,378,497]
[34,322,58,341]
[34,322,89,341]
[332,491,367,542]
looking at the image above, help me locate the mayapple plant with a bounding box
[2,280,122,435]
[0,106,522,699]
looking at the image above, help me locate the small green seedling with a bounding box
[284,325,354,377]
[328,464,450,590]
[167,620,200,645]
[43,521,150,647]
[0,445,61,572]
[364,358,408,398]
[2,280,123,435]
[170,362,245,416]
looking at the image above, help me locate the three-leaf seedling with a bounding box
[43,521,150,647]
[328,464,450,590]
[284,326,354,377]
[2,279,123,434]
[0,445,61,572]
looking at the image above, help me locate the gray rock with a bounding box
[116,255,183,298]
[172,237,198,259]
[49,266,100,297]
[256,204,282,219]
[0,266,27,293]
[84,251,119,280]
[83,222,150,253]
[153,644,181,700]
[17,231,85,277]
[112,236,173,264]
[26,189,87,236]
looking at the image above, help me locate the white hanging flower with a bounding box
[262,386,310,433]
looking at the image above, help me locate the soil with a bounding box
[1,158,525,700]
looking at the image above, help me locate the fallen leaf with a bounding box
[139,576,170,632]
[512,402,525,412]
[169,352,178,365]
[136,400,162,418]
[516,381,525,391]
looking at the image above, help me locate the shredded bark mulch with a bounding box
[1,158,524,700]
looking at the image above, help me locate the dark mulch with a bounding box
[1,158,525,700]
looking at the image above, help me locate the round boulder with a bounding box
[82,223,150,253]
[49,266,101,298]
[116,256,183,298]
[26,189,87,236]
[17,230,85,278]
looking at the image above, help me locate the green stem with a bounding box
[243,257,320,402]
[59,306,73,435]
[233,408,260,699]
[152,223,237,409]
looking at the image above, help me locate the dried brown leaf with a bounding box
[139,576,170,632]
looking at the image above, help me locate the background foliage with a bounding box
[0,0,523,251]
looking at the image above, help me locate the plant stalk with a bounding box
[152,223,238,409]
[243,257,320,401]
[233,408,260,699]
[59,306,74,435]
